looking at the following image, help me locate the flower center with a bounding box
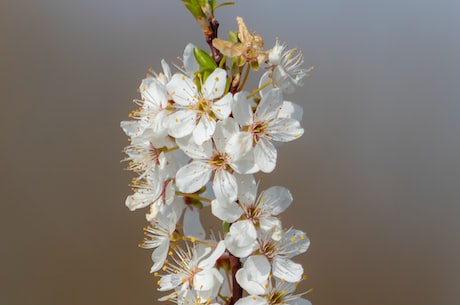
[208,152,230,170]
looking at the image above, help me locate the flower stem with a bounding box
[237,63,251,92]
[247,79,272,99]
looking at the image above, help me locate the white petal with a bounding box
[273,66,296,94]
[194,268,223,300]
[235,296,267,305]
[236,255,270,295]
[272,257,304,283]
[278,101,303,122]
[120,120,144,138]
[244,255,270,281]
[254,138,277,173]
[258,71,274,98]
[259,217,282,241]
[211,93,233,120]
[176,134,213,159]
[213,118,240,152]
[183,43,199,77]
[141,79,168,108]
[125,189,159,211]
[232,91,254,126]
[255,88,283,121]
[265,118,304,142]
[213,170,238,203]
[167,110,197,138]
[157,274,183,291]
[183,207,206,240]
[150,242,169,273]
[231,151,260,174]
[235,173,258,205]
[160,59,171,81]
[211,199,243,223]
[283,229,310,257]
[150,109,169,137]
[260,186,292,215]
[175,161,213,194]
[225,220,258,258]
[193,114,216,145]
[203,68,227,100]
[288,299,312,305]
[167,73,197,106]
[226,131,253,162]
[199,241,226,269]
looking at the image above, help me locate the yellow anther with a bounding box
[175,118,179,123]
[300,235,305,240]
[290,236,297,242]
[162,266,167,271]
[181,76,186,80]
[252,296,257,300]
[190,237,196,243]
[154,272,159,277]
[157,279,162,285]
[215,77,219,81]
[182,278,187,283]
[168,251,173,256]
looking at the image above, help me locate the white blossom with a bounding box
[166,68,233,145]
[141,205,180,273]
[120,76,170,139]
[258,229,310,282]
[158,241,226,301]
[175,118,258,202]
[232,88,304,173]
[236,279,312,305]
[265,39,310,95]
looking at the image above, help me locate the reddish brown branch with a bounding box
[205,17,224,65]
[229,253,242,305]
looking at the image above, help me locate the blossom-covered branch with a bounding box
[121,2,313,305]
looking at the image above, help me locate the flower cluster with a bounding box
[121,3,313,305]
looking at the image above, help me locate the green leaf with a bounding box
[229,30,239,43]
[201,69,212,83]
[215,1,235,10]
[222,221,230,233]
[182,0,206,19]
[194,47,217,70]
[218,56,227,68]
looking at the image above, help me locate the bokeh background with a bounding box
[2,1,460,304]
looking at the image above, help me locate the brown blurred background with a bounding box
[1,1,460,304]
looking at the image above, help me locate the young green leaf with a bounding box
[194,47,218,70]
